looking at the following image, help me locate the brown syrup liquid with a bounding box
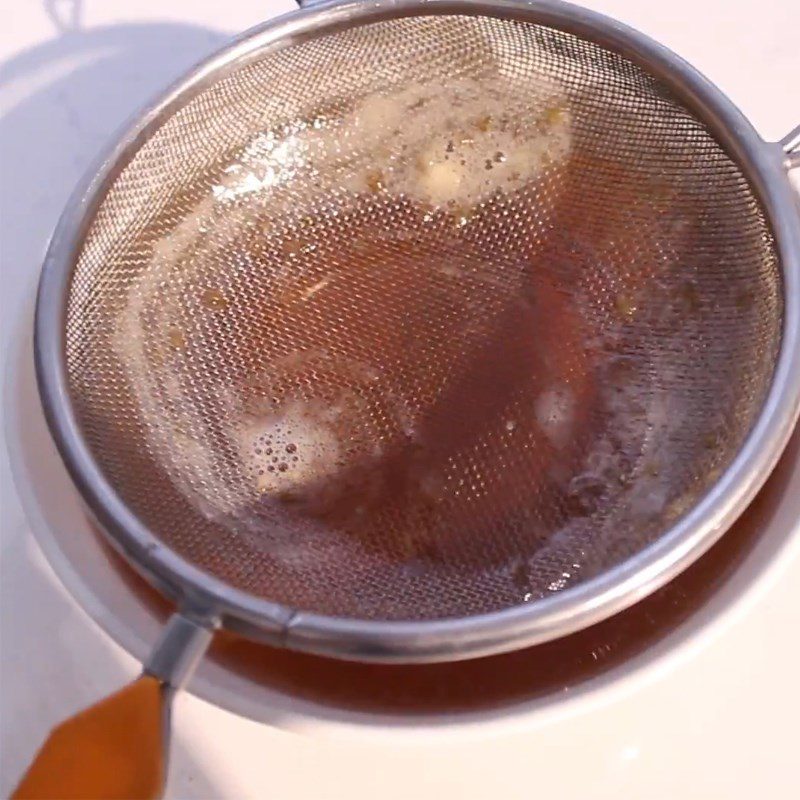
[219,193,604,565]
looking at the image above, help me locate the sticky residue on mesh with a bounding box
[64,14,781,621]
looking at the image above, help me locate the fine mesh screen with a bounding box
[65,15,781,621]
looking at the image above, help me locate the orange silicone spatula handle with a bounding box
[12,612,214,800]
[12,674,166,800]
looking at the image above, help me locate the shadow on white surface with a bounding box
[0,12,234,797]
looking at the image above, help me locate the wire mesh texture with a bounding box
[64,14,781,622]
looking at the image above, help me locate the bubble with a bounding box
[286,443,297,454]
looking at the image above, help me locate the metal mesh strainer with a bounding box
[36,1,800,662]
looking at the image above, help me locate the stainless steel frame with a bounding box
[34,0,800,677]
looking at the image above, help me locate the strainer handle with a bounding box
[781,124,800,172]
[11,613,214,800]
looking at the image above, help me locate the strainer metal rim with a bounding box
[34,0,800,662]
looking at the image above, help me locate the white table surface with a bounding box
[2,1,799,798]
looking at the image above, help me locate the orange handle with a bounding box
[12,675,166,800]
